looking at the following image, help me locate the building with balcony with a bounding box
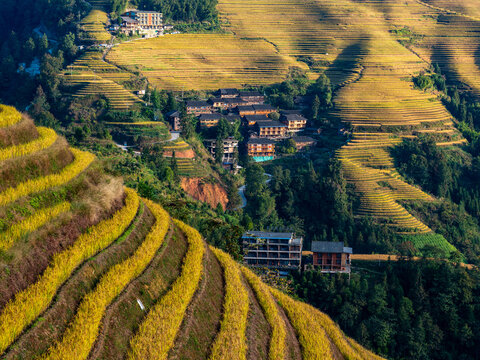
[256,120,288,138]
[186,100,213,115]
[247,138,276,161]
[243,231,303,270]
[281,113,308,132]
[204,137,239,164]
[199,113,223,128]
[311,241,352,273]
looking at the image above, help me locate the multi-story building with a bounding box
[242,231,303,270]
[256,120,288,138]
[247,138,276,160]
[186,100,213,116]
[291,136,316,151]
[217,88,239,98]
[199,113,222,128]
[236,104,275,116]
[239,91,265,105]
[281,113,308,132]
[166,110,181,131]
[311,241,352,273]
[123,10,163,30]
[210,97,246,110]
[204,137,239,164]
[244,114,268,127]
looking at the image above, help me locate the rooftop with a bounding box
[311,241,353,254]
[253,104,275,111]
[256,120,287,128]
[283,113,308,121]
[186,100,211,107]
[219,88,239,95]
[199,113,223,120]
[292,136,316,143]
[248,138,276,145]
[239,91,263,97]
[243,231,294,239]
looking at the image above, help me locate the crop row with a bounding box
[270,287,333,360]
[0,202,70,252]
[0,188,139,354]
[128,218,204,359]
[0,148,95,207]
[44,198,169,359]
[240,266,286,360]
[0,127,57,162]
[209,247,249,360]
[0,105,22,128]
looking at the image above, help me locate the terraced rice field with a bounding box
[107,34,305,90]
[216,0,472,234]
[0,106,383,359]
[79,9,111,43]
[63,51,143,110]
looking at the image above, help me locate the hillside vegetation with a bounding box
[0,105,383,359]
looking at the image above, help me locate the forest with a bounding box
[291,260,480,360]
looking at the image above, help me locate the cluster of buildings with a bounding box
[118,10,170,37]
[168,88,319,164]
[242,231,352,273]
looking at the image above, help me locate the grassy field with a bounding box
[0,106,385,359]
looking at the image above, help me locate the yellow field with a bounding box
[107,34,306,90]
[80,9,111,43]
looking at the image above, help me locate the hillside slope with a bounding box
[0,105,383,359]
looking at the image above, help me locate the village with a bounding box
[166,88,319,171]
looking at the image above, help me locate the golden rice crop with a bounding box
[44,198,168,360]
[0,188,139,354]
[0,148,94,207]
[240,266,286,360]
[270,287,333,360]
[0,202,70,252]
[127,218,204,360]
[0,127,57,162]
[209,247,249,360]
[0,105,22,128]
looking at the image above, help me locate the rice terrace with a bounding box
[1,0,480,358]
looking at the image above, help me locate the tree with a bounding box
[312,94,320,121]
[60,32,77,59]
[38,33,48,54]
[215,136,224,164]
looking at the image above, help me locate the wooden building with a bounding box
[199,113,223,128]
[247,138,276,158]
[217,88,239,98]
[243,231,303,270]
[311,241,352,273]
[281,113,308,132]
[186,100,213,116]
[291,136,317,151]
[166,110,181,131]
[237,104,275,116]
[244,114,269,127]
[239,91,265,104]
[256,120,287,138]
[210,97,246,110]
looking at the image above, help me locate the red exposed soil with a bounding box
[163,149,195,158]
[181,178,229,210]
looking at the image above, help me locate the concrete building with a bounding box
[204,137,239,164]
[243,231,303,270]
[247,138,276,160]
